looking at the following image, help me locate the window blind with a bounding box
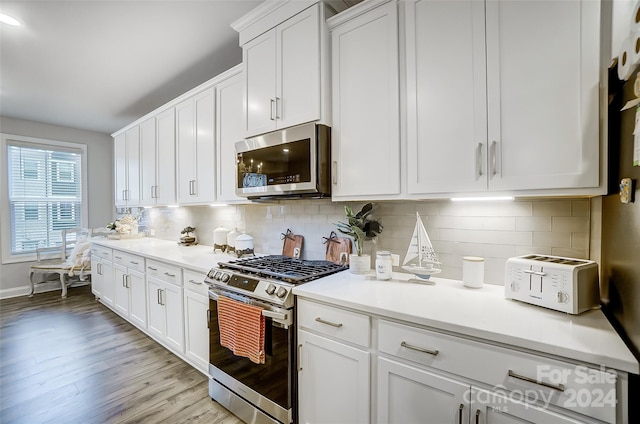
[7,143,83,255]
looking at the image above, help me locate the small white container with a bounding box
[227,228,241,250]
[235,232,254,252]
[376,251,393,280]
[463,256,485,288]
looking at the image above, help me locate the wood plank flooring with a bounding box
[0,286,243,424]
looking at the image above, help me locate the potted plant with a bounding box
[335,203,383,273]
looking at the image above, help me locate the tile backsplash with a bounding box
[138,198,591,285]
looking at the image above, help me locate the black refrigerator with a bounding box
[601,64,639,421]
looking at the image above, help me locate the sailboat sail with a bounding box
[403,212,440,268]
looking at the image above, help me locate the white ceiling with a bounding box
[0,0,265,135]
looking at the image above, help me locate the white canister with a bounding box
[235,232,254,252]
[463,256,485,288]
[227,228,241,250]
[213,226,230,250]
[376,251,393,280]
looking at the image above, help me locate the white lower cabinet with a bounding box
[297,299,371,424]
[146,260,184,354]
[90,245,114,307]
[112,251,146,329]
[183,269,209,373]
[297,299,624,424]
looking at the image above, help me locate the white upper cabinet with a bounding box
[406,0,602,196]
[215,68,246,203]
[176,87,216,205]
[329,0,401,199]
[140,109,177,206]
[238,2,332,137]
[114,126,140,207]
[484,0,600,192]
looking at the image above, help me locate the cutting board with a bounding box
[324,232,352,265]
[282,230,304,259]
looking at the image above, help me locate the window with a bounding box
[1,134,87,261]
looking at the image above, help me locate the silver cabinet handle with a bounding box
[122,274,127,287]
[206,309,211,329]
[270,99,276,121]
[315,317,343,328]
[490,140,498,176]
[508,369,565,392]
[126,274,130,289]
[401,341,439,356]
[188,279,202,285]
[147,266,157,271]
[275,97,281,119]
[332,161,337,185]
[115,256,122,260]
[157,288,161,305]
[130,261,139,265]
[475,142,483,178]
[164,272,176,277]
[458,404,464,424]
[297,344,303,371]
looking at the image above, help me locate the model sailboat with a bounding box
[402,212,441,279]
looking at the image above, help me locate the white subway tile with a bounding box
[532,232,571,248]
[515,246,551,256]
[533,201,571,217]
[552,216,589,233]
[550,247,588,259]
[439,201,532,217]
[571,232,589,250]
[515,216,551,232]
[440,229,532,245]
[571,200,590,217]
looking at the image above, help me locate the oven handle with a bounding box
[209,290,293,326]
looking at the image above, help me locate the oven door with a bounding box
[208,288,294,423]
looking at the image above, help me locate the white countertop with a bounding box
[91,237,237,274]
[293,271,640,374]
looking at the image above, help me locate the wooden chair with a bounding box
[29,228,92,298]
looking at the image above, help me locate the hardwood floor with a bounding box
[0,286,243,424]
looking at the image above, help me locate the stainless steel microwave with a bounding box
[235,123,331,199]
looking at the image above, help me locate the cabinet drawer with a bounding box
[146,259,182,286]
[378,320,616,423]
[112,250,144,272]
[298,299,370,347]
[183,269,208,296]
[91,245,112,261]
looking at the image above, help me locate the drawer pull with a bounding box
[458,404,463,424]
[164,272,176,277]
[147,266,158,271]
[130,261,139,265]
[315,317,343,328]
[401,341,439,356]
[189,279,202,285]
[508,369,565,392]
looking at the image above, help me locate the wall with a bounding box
[0,116,113,296]
[141,197,591,285]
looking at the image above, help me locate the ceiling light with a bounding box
[450,196,514,202]
[0,13,21,26]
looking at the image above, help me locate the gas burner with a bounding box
[218,255,347,284]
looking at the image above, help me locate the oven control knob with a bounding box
[265,284,277,295]
[220,273,230,283]
[276,287,288,298]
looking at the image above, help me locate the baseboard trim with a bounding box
[0,281,90,299]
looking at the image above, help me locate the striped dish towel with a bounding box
[217,295,266,364]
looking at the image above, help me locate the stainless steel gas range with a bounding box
[205,255,347,424]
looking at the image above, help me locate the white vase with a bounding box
[349,254,371,274]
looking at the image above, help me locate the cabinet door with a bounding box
[156,107,176,205]
[472,387,585,424]
[331,1,400,198]
[139,117,157,206]
[405,0,488,194]
[216,71,245,203]
[113,264,130,317]
[298,330,369,424]
[163,282,184,353]
[183,289,209,372]
[114,133,127,206]
[100,260,114,307]
[277,4,320,130]
[124,126,140,205]
[377,357,470,424]
[176,98,196,204]
[146,276,165,341]
[128,270,146,329]
[192,88,216,204]
[244,29,277,136]
[485,0,600,191]
[90,256,103,299]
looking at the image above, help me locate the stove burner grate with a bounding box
[218,255,347,284]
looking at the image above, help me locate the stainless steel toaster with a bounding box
[504,254,600,314]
